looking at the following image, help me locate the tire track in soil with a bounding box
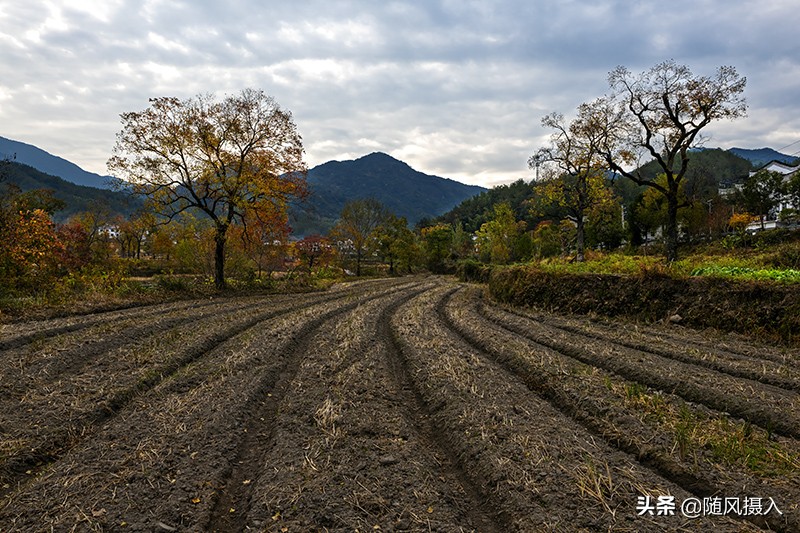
[478,299,800,441]
[497,304,800,394]
[0,283,415,499]
[377,289,505,533]
[205,282,430,532]
[436,288,788,533]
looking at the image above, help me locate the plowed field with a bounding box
[1,277,797,532]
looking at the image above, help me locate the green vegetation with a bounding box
[689,265,800,283]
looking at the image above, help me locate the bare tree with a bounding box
[597,60,747,261]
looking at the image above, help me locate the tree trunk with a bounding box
[665,194,680,262]
[575,214,586,263]
[356,249,362,276]
[214,225,228,289]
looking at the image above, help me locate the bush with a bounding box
[154,273,190,292]
[769,243,800,269]
[456,259,493,283]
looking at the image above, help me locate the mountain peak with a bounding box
[359,151,397,161]
[291,153,485,236]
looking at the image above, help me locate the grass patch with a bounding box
[516,243,800,284]
[610,383,800,476]
[689,265,800,283]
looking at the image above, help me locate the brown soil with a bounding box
[1,277,796,531]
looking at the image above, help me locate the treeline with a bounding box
[430,147,800,264]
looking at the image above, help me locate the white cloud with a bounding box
[0,0,798,185]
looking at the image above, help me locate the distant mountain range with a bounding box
[0,136,117,190]
[1,137,485,233]
[290,152,486,235]
[728,147,798,167]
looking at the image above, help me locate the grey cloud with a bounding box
[1,0,799,186]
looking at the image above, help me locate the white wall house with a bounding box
[744,160,799,231]
[752,161,799,214]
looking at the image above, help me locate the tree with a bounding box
[0,153,15,184]
[0,185,68,289]
[735,170,787,228]
[295,234,333,273]
[0,208,64,289]
[68,204,114,264]
[376,215,417,274]
[531,108,618,261]
[420,223,454,272]
[475,202,525,264]
[238,206,290,278]
[114,211,154,259]
[331,199,388,276]
[787,172,800,211]
[596,60,747,261]
[108,88,307,288]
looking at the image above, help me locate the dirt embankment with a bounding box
[474,266,800,343]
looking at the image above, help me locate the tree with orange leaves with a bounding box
[109,89,307,288]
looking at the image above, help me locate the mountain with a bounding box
[290,152,486,235]
[728,147,798,168]
[634,148,753,191]
[2,161,142,223]
[0,136,117,190]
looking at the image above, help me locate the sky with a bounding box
[1,0,799,188]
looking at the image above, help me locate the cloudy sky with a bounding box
[1,0,799,187]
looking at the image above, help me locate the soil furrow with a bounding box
[439,287,797,532]
[0,276,408,351]
[1,276,794,531]
[205,283,427,532]
[242,281,498,531]
[0,295,249,350]
[379,288,505,532]
[480,301,800,440]
[0,295,292,387]
[0,281,421,531]
[390,283,751,531]
[0,287,392,498]
[497,303,800,394]
[505,304,800,367]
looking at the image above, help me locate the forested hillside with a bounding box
[2,161,141,222]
